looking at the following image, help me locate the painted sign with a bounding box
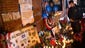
[1,12,20,22]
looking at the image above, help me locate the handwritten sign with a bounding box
[20,4,32,12]
[6,30,29,48]
[6,26,40,48]
[21,26,40,48]
[19,0,32,4]
[20,2,34,26]
[21,10,34,26]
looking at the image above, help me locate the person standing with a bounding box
[68,0,82,35]
[68,0,83,48]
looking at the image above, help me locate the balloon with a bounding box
[46,5,52,13]
[43,0,49,2]
[42,12,48,18]
[53,5,58,12]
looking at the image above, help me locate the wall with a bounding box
[0,0,22,32]
[0,0,44,32]
[32,0,44,32]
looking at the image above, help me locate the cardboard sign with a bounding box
[19,0,32,4]
[20,3,34,26]
[21,10,34,26]
[20,4,32,12]
[6,30,29,48]
[6,26,40,48]
[21,26,40,48]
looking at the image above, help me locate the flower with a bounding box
[50,38,56,46]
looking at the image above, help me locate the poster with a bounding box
[6,30,29,48]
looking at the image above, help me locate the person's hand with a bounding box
[79,21,81,23]
[70,19,74,22]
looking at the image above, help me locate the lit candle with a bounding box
[52,46,54,48]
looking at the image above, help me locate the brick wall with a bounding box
[0,0,22,32]
[32,0,44,32]
[0,0,44,32]
[1,0,18,13]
